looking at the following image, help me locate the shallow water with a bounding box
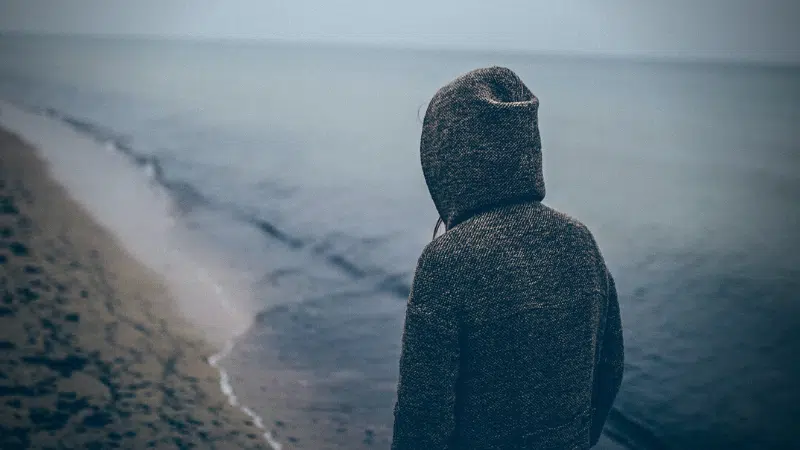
[1,35,798,449]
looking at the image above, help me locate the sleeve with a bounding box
[590,270,625,447]
[391,253,460,450]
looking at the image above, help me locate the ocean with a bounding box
[0,34,798,449]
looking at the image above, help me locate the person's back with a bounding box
[391,66,624,450]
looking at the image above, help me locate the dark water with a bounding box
[0,35,798,449]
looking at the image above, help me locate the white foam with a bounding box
[0,100,282,450]
[207,307,283,450]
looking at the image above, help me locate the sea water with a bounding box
[0,35,798,449]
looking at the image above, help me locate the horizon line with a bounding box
[2,30,799,70]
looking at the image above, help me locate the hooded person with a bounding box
[391,66,624,449]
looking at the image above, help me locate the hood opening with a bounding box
[420,66,546,231]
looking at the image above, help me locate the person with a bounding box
[391,66,624,449]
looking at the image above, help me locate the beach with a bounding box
[0,127,273,449]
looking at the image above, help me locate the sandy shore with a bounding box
[0,128,272,449]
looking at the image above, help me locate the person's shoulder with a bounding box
[539,203,597,241]
[410,237,464,307]
[413,228,477,279]
[418,231,458,265]
[537,204,611,271]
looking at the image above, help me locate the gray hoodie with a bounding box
[391,66,624,449]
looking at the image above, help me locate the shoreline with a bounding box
[0,102,636,450]
[0,127,274,448]
[0,106,629,450]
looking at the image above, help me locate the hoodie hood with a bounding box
[421,66,545,230]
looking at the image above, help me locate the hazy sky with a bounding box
[1,0,799,64]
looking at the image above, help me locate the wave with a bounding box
[38,106,416,301]
[39,108,220,221]
[235,212,306,250]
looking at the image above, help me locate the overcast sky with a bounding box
[1,0,799,64]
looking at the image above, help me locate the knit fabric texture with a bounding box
[391,66,624,450]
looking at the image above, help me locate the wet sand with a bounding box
[0,128,272,449]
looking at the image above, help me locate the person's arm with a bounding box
[590,270,625,447]
[391,252,460,450]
